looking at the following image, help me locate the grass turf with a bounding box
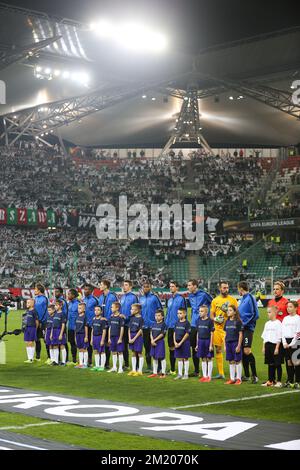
[0,308,299,442]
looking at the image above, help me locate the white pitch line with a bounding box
[0,422,61,431]
[265,439,300,450]
[0,438,46,450]
[171,389,300,410]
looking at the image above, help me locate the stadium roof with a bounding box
[0,1,300,147]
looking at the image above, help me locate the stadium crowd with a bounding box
[0,227,169,289]
[1,143,298,220]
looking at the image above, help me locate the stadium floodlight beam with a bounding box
[117,23,168,52]
[90,19,168,53]
[92,19,113,38]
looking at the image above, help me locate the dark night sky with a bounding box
[7,0,300,53]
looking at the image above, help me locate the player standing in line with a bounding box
[98,280,118,369]
[74,303,89,369]
[187,280,212,377]
[34,283,48,362]
[83,284,98,367]
[282,300,300,388]
[267,281,289,322]
[237,281,259,384]
[173,308,191,380]
[165,281,186,375]
[90,306,108,372]
[148,309,167,379]
[53,287,69,362]
[210,281,238,379]
[139,281,163,373]
[108,301,125,373]
[45,304,55,365]
[224,305,243,385]
[120,280,139,369]
[23,299,39,363]
[50,300,67,366]
[261,305,283,387]
[195,305,214,382]
[67,289,80,365]
[128,303,144,376]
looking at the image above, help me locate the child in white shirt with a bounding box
[282,301,300,388]
[261,306,283,387]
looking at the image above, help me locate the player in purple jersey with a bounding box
[148,309,167,378]
[224,304,243,385]
[45,304,55,365]
[196,305,215,382]
[50,300,67,366]
[128,304,144,377]
[90,306,108,371]
[108,302,125,373]
[173,308,191,380]
[23,299,39,363]
[75,303,89,368]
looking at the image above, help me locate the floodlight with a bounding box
[94,19,113,38]
[91,19,168,53]
[77,72,89,84]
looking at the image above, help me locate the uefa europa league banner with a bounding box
[0,207,56,228]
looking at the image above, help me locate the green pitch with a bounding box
[0,308,299,450]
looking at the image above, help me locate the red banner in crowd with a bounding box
[0,208,7,225]
[37,210,48,228]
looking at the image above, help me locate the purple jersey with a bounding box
[75,314,87,333]
[196,317,215,339]
[151,321,167,339]
[129,315,143,333]
[175,320,191,342]
[225,319,243,342]
[46,312,54,329]
[52,311,66,329]
[24,309,38,328]
[92,316,108,336]
[109,315,125,337]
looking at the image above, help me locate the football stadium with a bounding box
[0,0,300,456]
